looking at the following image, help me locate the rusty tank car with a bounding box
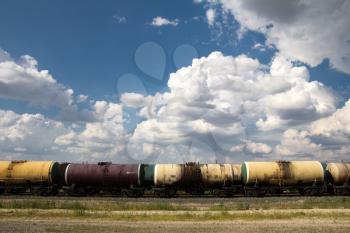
[65,162,143,196]
[231,164,242,184]
[199,164,236,196]
[153,163,202,197]
[0,160,61,195]
[242,161,325,196]
[325,162,350,195]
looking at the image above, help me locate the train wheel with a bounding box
[154,190,162,197]
[121,190,129,197]
[166,188,176,198]
[257,190,266,197]
[327,186,335,195]
[300,188,313,196]
[342,188,350,196]
[110,190,120,196]
[137,189,145,197]
[213,189,221,197]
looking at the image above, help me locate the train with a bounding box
[0,160,349,197]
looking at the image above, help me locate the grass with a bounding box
[1,196,350,212]
[0,199,196,211]
[1,208,350,221]
[0,196,350,222]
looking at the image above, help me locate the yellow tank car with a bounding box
[0,161,58,185]
[242,161,324,186]
[154,164,182,186]
[231,164,242,184]
[200,164,233,187]
[326,162,350,185]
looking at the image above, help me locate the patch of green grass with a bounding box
[1,196,350,213]
[1,209,349,221]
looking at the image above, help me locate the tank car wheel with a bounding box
[121,190,130,197]
[110,189,120,196]
[327,186,335,195]
[212,189,222,197]
[134,189,144,198]
[300,188,313,196]
[153,190,163,197]
[257,190,266,197]
[166,188,177,198]
[342,188,350,196]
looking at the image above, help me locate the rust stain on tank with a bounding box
[277,160,292,180]
[181,162,202,186]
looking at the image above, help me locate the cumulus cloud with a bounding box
[126,52,337,161]
[230,140,272,154]
[54,101,126,160]
[0,49,132,162]
[150,16,179,27]
[0,49,93,122]
[210,0,350,74]
[0,101,127,162]
[274,99,350,160]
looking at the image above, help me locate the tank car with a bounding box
[139,164,155,188]
[242,161,325,196]
[152,163,203,197]
[65,162,143,196]
[199,164,234,196]
[231,164,242,184]
[325,162,350,195]
[0,160,61,195]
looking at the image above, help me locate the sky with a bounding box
[0,0,350,163]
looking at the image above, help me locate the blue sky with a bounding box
[1,0,349,109]
[0,0,350,162]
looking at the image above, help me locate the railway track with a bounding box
[0,194,346,202]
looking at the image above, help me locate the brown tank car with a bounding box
[242,161,325,196]
[65,162,142,196]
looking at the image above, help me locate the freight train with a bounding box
[0,160,349,197]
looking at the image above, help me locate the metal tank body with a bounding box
[242,161,324,186]
[200,164,233,187]
[326,163,350,185]
[154,164,182,186]
[65,163,140,187]
[0,161,58,185]
[181,163,202,186]
[52,163,69,186]
[231,164,242,184]
[140,164,155,187]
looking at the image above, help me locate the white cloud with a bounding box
[113,14,127,24]
[121,92,148,108]
[213,0,350,74]
[0,101,127,162]
[206,8,216,26]
[252,42,267,52]
[0,49,132,162]
[274,99,350,160]
[126,52,337,161]
[54,101,126,160]
[230,140,272,154]
[0,50,94,122]
[77,94,88,103]
[150,16,179,27]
